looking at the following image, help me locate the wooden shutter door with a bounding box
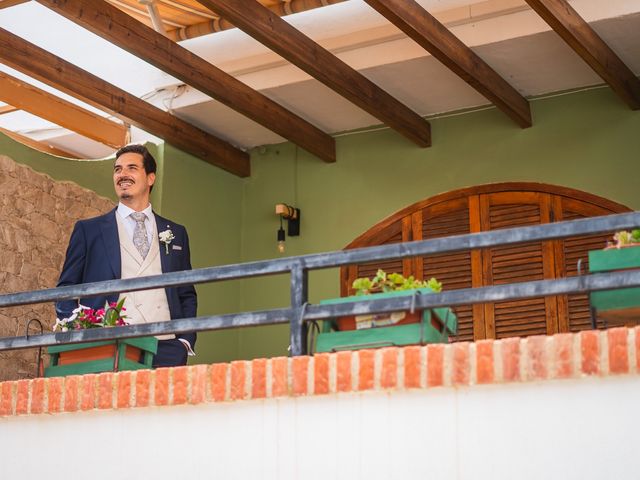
[417,196,481,342]
[341,183,631,341]
[479,192,558,338]
[552,196,629,332]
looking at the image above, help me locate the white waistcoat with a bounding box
[115,214,174,340]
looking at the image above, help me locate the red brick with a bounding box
[358,350,375,391]
[116,371,132,408]
[64,376,80,412]
[313,353,329,395]
[271,357,288,397]
[230,361,247,400]
[580,330,600,375]
[501,338,521,382]
[526,335,547,381]
[336,351,352,393]
[427,344,444,387]
[608,328,629,374]
[404,346,422,389]
[292,356,309,396]
[15,380,29,415]
[0,382,15,416]
[553,333,574,379]
[47,377,63,413]
[380,348,398,389]
[30,378,45,414]
[452,343,470,386]
[154,368,170,406]
[80,375,97,411]
[135,370,152,407]
[190,365,208,404]
[251,359,267,399]
[97,373,114,410]
[476,340,494,384]
[210,363,228,402]
[636,326,640,371]
[172,366,189,405]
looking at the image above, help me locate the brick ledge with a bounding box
[1,326,638,417]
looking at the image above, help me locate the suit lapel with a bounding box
[100,209,121,278]
[155,213,171,274]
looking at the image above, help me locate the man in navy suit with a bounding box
[56,145,197,367]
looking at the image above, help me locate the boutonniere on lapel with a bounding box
[159,227,175,255]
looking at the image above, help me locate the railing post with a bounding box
[289,261,308,356]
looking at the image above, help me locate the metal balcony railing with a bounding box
[1,212,640,355]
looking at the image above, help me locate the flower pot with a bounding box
[44,336,158,377]
[316,288,457,353]
[589,246,640,326]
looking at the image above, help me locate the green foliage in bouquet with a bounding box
[352,269,442,296]
[611,229,640,248]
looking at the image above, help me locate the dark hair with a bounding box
[115,144,157,192]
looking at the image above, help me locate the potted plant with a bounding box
[45,299,158,377]
[315,270,457,353]
[589,230,640,326]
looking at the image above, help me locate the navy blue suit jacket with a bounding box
[56,208,197,348]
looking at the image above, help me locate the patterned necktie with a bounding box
[131,212,150,259]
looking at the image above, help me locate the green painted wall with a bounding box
[235,86,640,360]
[158,144,244,364]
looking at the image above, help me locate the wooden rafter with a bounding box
[0,105,18,115]
[37,0,336,163]
[0,27,250,176]
[0,0,30,9]
[0,71,128,149]
[196,0,432,147]
[0,127,81,158]
[363,0,532,128]
[525,0,640,110]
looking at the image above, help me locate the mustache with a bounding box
[117,177,135,185]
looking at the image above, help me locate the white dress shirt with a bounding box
[116,203,195,356]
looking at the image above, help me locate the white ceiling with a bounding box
[0,0,638,160]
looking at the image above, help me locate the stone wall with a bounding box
[0,155,114,381]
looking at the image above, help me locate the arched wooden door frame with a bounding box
[341,182,631,341]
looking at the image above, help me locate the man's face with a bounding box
[113,152,155,203]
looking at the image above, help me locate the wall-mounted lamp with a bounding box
[275,203,300,253]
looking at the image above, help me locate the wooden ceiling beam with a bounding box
[0,71,128,149]
[0,0,30,10]
[0,105,18,115]
[525,0,640,110]
[196,0,431,147]
[0,27,250,177]
[363,0,532,128]
[37,0,336,164]
[0,127,81,159]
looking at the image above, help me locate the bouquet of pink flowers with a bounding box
[54,298,128,332]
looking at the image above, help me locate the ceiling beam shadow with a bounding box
[525,0,640,110]
[37,0,336,164]
[0,27,250,177]
[197,0,432,147]
[364,0,532,128]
